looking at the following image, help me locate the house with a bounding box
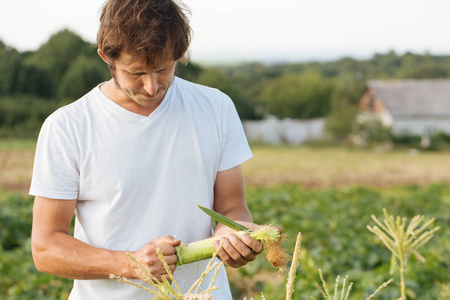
[358,79,450,136]
[243,116,325,145]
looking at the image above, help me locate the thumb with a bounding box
[154,235,182,246]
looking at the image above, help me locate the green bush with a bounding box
[391,132,450,151]
[0,193,72,299]
[0,95,59,138]
[0,194,32,251]
[239,183,449,299]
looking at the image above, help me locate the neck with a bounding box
[99,79,160,116]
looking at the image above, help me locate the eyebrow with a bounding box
[126,62,174,73]
[126,66,145,72]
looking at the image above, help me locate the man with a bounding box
[29,0,270,299]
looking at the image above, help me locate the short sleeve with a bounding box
[29,115,80,200]
[218,96,253,171]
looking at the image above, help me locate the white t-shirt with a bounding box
[29,77,253,299]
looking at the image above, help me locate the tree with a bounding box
[176,62,202,81]
[0,44,22,96]
[196,68,260,119]
[58,55,109,100]
[16,64,53,98]
[325,73,365,140]
[24,29,95,96]
[259,72,332,119]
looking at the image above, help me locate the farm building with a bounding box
[243,116,325,145]
[358,79,450,136]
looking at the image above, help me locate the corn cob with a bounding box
[175,226,281,266]
[174,205,289,271]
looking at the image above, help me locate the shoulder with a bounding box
[44,86,100,127]
[172,77,234,108]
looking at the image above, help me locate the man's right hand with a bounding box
[32,196,182,281]
[129,236,181,282]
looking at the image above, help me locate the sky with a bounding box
[0,0,449,64]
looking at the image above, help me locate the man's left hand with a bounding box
[213,232,265,268]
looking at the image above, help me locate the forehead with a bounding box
[115,53,175,71]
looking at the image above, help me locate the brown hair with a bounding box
[97,0,191,69]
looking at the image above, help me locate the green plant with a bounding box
[367,208,440,299]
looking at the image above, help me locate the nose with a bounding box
[143,74,158,95]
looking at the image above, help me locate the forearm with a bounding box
[32,232,134,280]
[213,206,253,237]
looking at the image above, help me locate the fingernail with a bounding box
[229,234,236,241]
[221,237,227,244]
[214,240,220,247]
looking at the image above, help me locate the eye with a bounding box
[127,71,145,78]
[156,67,169,73]
[156,63,175,73]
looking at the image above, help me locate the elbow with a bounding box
[31,237,51,273]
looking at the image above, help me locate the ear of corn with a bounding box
[175,226,281,266]
[175,206,289,271]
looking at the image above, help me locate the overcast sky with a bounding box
[0,0,449,63]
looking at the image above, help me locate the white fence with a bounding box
[243,117,325,145]
[391,116,450,136]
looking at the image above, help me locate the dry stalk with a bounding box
[286,232,302,300]
[367,208,440,299]
[307,269,392,300]
[110,247,223,299]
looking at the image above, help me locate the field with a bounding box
[0,140,449,299]
[2,141,450,193]
[244,144,450,188]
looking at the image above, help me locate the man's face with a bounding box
[111,53,177,108]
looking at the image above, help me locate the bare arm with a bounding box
[212,165,266,268]
[31,196,180,280]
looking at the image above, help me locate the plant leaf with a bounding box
[198,205,250,232]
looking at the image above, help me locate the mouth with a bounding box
[137,92,158,100]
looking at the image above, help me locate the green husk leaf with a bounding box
[198,205,250,232]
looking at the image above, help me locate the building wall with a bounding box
[391,117,450,136]
[243,117,325,145]
[358,87,450,136]
[358,89,387,114]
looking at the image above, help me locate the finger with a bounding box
[152,271,170,282]
[168,263,177,273]
[153,235,181,246]
[223,235,251,264]
[228,234,257,261]
[241,234,265,254]
[214,239,240,268]
[161,273,174,282]
[162,253,178,265]
[155,255,177,273]
[157,243,178,255]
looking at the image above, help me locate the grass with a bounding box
[2,140,450,193]
[0,139,36,151]
[242,144,450,188]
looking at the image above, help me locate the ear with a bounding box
[97,49,110,64]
